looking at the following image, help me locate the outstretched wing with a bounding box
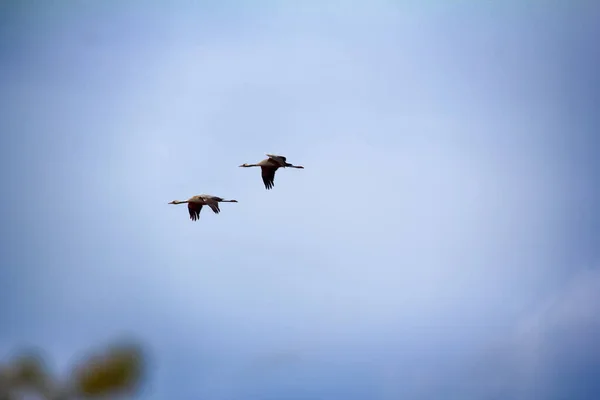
[261,166,278,190]
[188,202,203,221]
[207,202,220,214]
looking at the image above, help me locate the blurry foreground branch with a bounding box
[0,341,145,400]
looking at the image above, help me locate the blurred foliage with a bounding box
[72,343,143,397]
[0,341,145,400]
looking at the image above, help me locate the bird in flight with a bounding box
[168,194,238,221]
[239,154,304,190]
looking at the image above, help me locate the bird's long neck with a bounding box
[175,200,189,204]
[244,163,260,167]
[221,199,237,202]
[287,165,303,168]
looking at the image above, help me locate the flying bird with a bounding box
[239,154,304,190]
[168,194,238,221]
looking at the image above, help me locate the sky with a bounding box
[1,1,599,399]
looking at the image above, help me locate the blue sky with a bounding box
[1,1,599,399]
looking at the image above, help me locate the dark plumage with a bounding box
[239,154,304,190]
[188,202,203,221]
[168,195,238,221]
